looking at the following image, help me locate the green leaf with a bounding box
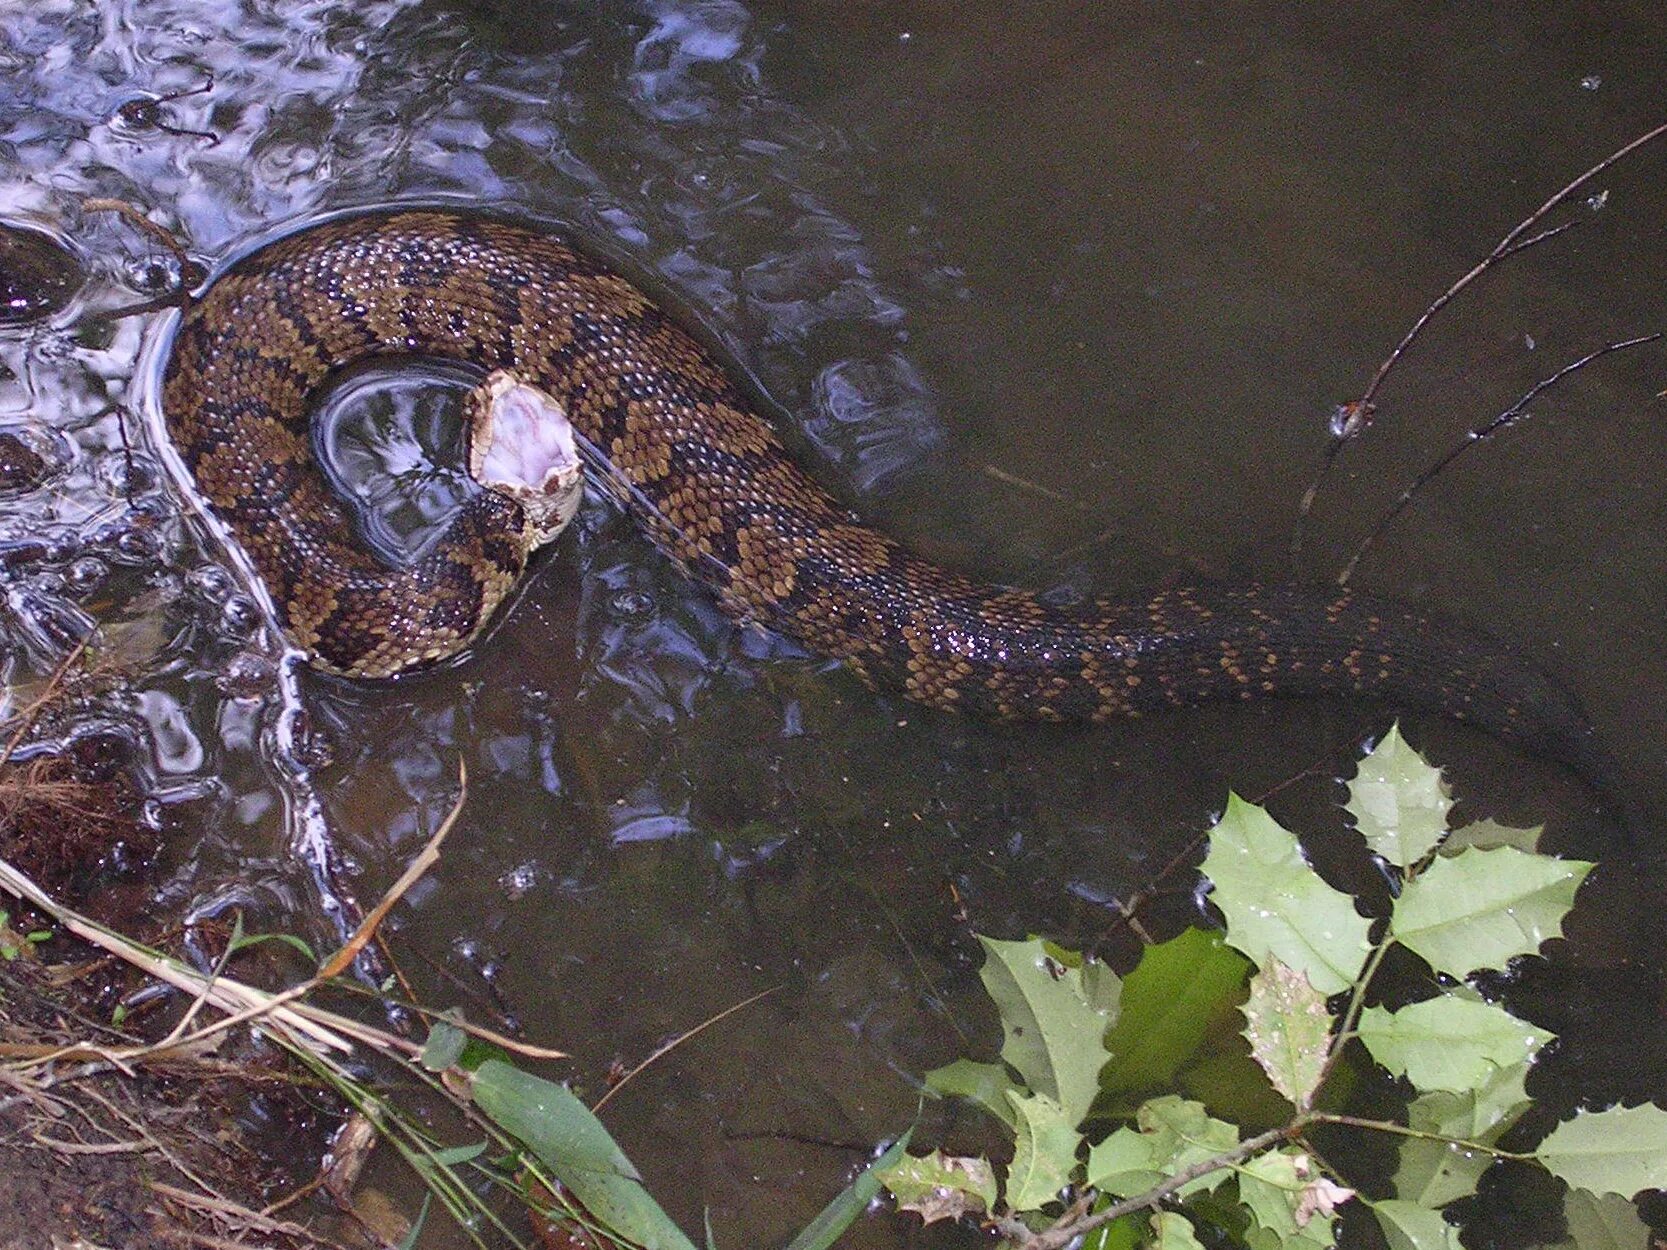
[978,936,1121,1126]
[470,1060,695,1250]
[421,1019,467,1072]
[1004,1091,1081,1211]
[1200,794,1371,994]
[1082,1213,1144,1250]
[1372,1199,1463,1250]
[1345,724,1452,868]
[1238,1148,1306,1237]
[1237,1148,1348,1243]
[226,929,318,963]
[1241,957,1332,1111]
[1392,845,1592,978]
[1536,1104,1667,1198]
[1085,1125,1160,1196]
[1441,818,1543,856]
[784,1131,911,1250]
[1555,1187,1651,1250]
[1150,1211,1207,1250]
[1357,995,1551,1094]
[1392,1063,1531,1207]
[395,1194,432,1250]
[876,1149,996,1223]
[1149,1096,1241,1198]
[1100,927,1251,1096]
[429,1141,488,1167]
[924,1058,1021,1131]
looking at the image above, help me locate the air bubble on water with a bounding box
[612,588,655,617]
[500,861,547,899]
[66,555,108,593]
[220,594,259,636]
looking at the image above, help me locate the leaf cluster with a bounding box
[877,726,1666,1250]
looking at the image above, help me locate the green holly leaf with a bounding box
[1142,1095,1239,1197]
[1441,818,1543,856]
[1392,1061,1532,1207]
[1357,995,1551,1094]
[1346,724,1452,868]
[1238,1148,1351,1245]
[1241,957,1333,1111]
[1004,1091,1081,1212]
[1149,1211,1207,1250]
[924,1058,1022,1131]
[1535,1104,1667,1198]
[1372,1199,1463,1250]
[978,936,1121,1127]
[1553,1187,1651,1249]
[876,1149,997,1224]
[1085,1125,1161,1197]
[1100,927,1251,1096]
[1200,794,1371,995]
[1082,1214,1144,1250]
[1392,845,1592,978]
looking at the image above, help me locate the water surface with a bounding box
[1,2,1664,1244]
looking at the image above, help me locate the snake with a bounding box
[160,209,1603,778]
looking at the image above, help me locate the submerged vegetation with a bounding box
[869,727,1664,1250]
[3,725,1660,1248]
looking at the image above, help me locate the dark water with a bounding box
[2,2,1665,1245]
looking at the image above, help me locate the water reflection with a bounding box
[1,0,1664,1244]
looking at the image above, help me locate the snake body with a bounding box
[162,210,1600,773]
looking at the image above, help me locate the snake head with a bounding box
[466,369,585,549]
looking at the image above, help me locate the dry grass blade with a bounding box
[319,760,466,980]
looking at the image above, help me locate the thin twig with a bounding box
[1291,119,1667,567]
[995,1124,1296,1249]
[1336,332,1663,584]
[591,985,780,1113]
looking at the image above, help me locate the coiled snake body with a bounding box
[162,210,1599,773]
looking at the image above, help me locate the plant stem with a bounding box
[1315,925,1395,1095]
[992,1124,1298,1250]
[1305,1112,1537,1161]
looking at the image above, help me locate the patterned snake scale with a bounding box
[161,210,1602,776]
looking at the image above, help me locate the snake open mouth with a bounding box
[466,369,585,549]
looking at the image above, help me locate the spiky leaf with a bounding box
[924,1059,1021,1131]
[1004,1091,1081,1211]
[1239,1149,1349,1241]
[1085,1125,1160,1197]
[1392,845,1591,978]
[1150,1211,1207,1250]
[1536,1104,1667,1197]
[1100,927,1251,1096]
[1242,958,1332,1110]
[1393,1063,1532,1207]
[1200,794,1371,994]
[1358,995,1551,1094]
[1144,1096,1239,1197]
[876,1150,997,1224]
[979,936,1121,1126]
[1346,724,1452,868]
[1372,1199,1463,1250]
[1556,1187,1651,1250]
[1441,818,1542,856]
